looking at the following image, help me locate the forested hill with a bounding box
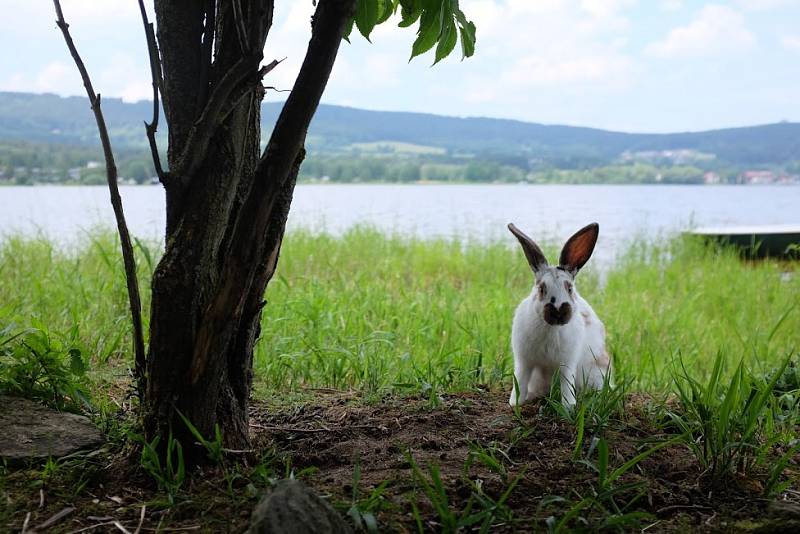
[1,91,799,166]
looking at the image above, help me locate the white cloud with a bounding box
[734,0,799,11]
[59,0,142,26]
[645,5,755,58]
[782,34,800,51]
[580,0,637,20]
[660,0,683,10]
[0,56,151,103]
[502,53,632,87]
[453,0,637,91]
[0,62,82,95]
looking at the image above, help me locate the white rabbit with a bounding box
[507,222,611,409]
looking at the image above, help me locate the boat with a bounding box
[689,225,800,258]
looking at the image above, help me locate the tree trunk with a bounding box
[142,0,355,456]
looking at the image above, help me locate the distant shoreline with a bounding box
[1,181,799,187]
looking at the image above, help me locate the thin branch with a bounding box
[137,0,166,183]
[257,0,355,182]
[231,0,251,54]
[218,58,283,124]
[53,0,147,400]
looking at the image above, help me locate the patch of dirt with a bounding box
[1,391,798,533]
[251,391,799,532]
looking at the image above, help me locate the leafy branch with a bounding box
[346,0,477,64]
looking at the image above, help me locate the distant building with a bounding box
[703,172,721,184]
[620,148,716,164]
[740,170,776,184]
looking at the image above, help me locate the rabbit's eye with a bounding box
[537,283,546,299]
[564,281,573,293]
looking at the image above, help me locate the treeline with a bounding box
[0,141,155,185]
[299,155,724,184]
[299,155,527,183]
[3,140,799,186]
[527,163,710,185]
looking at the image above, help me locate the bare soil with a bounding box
[2,391,799,533]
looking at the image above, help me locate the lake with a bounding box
[1,184,798,264]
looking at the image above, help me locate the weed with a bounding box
[177,410,225,465]
[544,436,678,532]
[346,460,391,533]
[667,351,794,483]
[132,431,186,505]
[541,369,627,454]
[408,448,525,533]
[0,324,91,412]
[406,452,465,533]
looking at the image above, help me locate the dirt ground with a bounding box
[2,391,799,533]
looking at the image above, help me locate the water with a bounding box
[1,184,798,264]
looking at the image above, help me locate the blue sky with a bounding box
[1,0,799,133]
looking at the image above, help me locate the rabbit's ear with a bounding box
[559,223,599,276]
[508,223,548,273]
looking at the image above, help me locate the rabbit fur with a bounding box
[507,222,611,409]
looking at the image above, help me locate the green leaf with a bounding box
[458,20,475,58]
[343,16,355,43]
[377,0,396,24]
[409,8,440,60]
[436,0,453,39]
[398,0,422,27]
[454,8,476,58]
[355,0,379,41]
[433,17,457,64]
[68,348,85,375]
[597,438,609,487]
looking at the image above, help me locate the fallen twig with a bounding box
[34,507,75,531]
[249,423,330,433]
[656,503,712,515]
[140,527,201,532]
[705,511,718,526]
[66,522,117,534]
[133,505,146,534]
[249,422,382,433]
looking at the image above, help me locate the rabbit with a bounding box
[507,222,611,409]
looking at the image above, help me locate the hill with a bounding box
[2,91,799,167]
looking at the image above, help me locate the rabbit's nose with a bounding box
[544,302,572,325]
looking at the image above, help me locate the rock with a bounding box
[247,479,353,534]
[0,396,103,465]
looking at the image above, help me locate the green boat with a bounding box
[690,225,800,258]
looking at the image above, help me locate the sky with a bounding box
[1,0,799,133]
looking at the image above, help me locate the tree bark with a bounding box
[143,0,355,457]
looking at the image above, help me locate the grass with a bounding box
[0,227,798,531]
[1,226,798,398]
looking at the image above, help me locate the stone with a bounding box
[0,396,103,465]
[247,479,353,534]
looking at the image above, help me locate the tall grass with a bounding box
[0,227,797,397]
[603,237,798,390]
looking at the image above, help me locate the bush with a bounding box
[0,325,91,412]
